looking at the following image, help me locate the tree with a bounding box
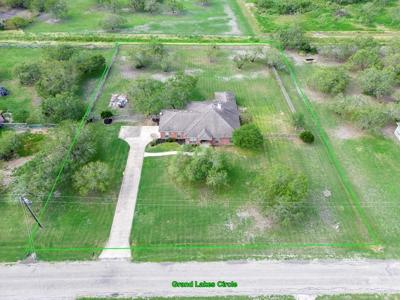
[76,54,106,74]
[128,45,153,68]
[13,122,97,197]
[318,40,357,62]
[201,0,212,5]
[164,0,184,13]
[41,92,85,123]
[247,46,263,63]
[128,75,165,115]
[99,14,126,30]
[148,42,166,63]
[144,0,157,13]
[30,0,47,12]
[291,112,305,129]
[12,62,41,86]
[108,0,122,13]
[383,102,400,121]
[73,161,111,195]
[160,53,175,72]
[4,0,31,8]
[163,71,198,109]
[383,53,400,78]
[255,164,308,226]
[359,2,379,26]
[168,147,230,188]
[307,66,350,94]
[205,44,219,63]
[35,60,81,98]
[272,22,306,50]
[232,124,263,150]
[233,53,248,70]
[45,0,68,18]
[353,105,387,132]
[0,131,21,161]
[358,68,396,98]
[299,130,314,143]
[347,49,382,70]
[264,48,286,70]
[42,44,76,61]
[130,0,144,11]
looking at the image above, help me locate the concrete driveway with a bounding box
[99,126,159,260]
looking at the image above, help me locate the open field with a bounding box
[281,53,400,259]
[0,47,112,123]
[23,0,254,36]
[247,0,400,32]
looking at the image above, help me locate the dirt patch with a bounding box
[29,128,48,134]
[323,190,331,197]
[382,124,400,142]
[301,86,327,103]
[120,65,145,80]
[223,4,241,35]
[151,71,175,82]
[219,70,269,81]
[184,68,204,76]
[0,8,27,20]
[332,126,365,140]
[284,50,342,67]
[237,206,271,231]
[2,156,34,171]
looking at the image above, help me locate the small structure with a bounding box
[395,122,400,141]
[159,92,240,145]
[0,110,4,126]
[109,94,128,108]
[303,58,316,64]
[0,86,9,97]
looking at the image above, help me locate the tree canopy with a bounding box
[358,68,396,98]
[232,124,264,150]
[73,161,111,195]
[255,164,308,227]
[308,66,350,95]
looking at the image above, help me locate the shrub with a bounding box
[299,130,314,143]
[232,124,263,150]
[166,137,176,142]
[239,111,252,125]
[6,16,31,29]
[100,110,113,119]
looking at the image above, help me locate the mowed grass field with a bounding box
[24,0,254,36]
[0,47,112,123]
[281,53,400,259]
[126,45,374,262]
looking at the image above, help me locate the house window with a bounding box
[189,137,196,144]
[215,138,219,144]
[177,132,181,138]
[165,132,169,138]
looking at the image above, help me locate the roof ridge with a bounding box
[211,107,237,131]
[185,107,213,136]
[159,111,177,131]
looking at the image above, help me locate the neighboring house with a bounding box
[159,92,240,145]
[395,122,400,141]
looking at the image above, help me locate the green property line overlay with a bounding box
[25,40,378,254]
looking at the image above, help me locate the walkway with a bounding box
[99,126,159,260]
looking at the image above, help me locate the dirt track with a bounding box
[0,259,399,299]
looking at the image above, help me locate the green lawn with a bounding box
[24,0,254,36]
[1,122,130,262]
[145,142,182,153]
[127,46,373,262]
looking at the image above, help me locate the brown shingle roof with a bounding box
[159,92,240,139]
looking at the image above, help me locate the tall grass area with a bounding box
[24,0,254,36]
[3,123,130,261]
[128,45,373,262]
[282,55,400,259]
[254,0,400,32]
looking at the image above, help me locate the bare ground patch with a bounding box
[223,4,241,35]
[330,125,366,140]
[0,156,34,186]
[382,124,400,142]
[0,8,27,20]
[237,206,271,231]
[284,50,342,67]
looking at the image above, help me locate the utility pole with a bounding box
[20,195,43,229]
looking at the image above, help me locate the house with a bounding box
[159,92,240,145]
[395,122,400,141]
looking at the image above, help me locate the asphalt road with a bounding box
[0,259,400,299]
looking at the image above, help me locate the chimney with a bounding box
[217,102,222,110]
